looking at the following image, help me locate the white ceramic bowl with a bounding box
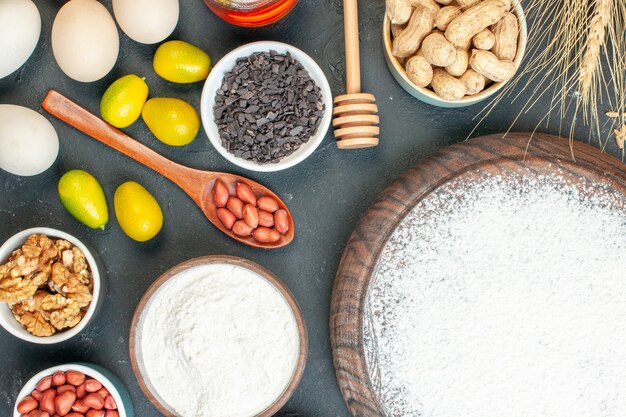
[13,363,133,417]
[382,2,528,108]
[0,227,104,344]
[200,41,333,172]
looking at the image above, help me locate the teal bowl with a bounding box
[13,363,133,417]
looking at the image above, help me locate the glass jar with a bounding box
[204,0,298,27]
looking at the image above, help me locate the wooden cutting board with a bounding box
[329,132,626,417]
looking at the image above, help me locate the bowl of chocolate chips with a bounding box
[201,41,332,172]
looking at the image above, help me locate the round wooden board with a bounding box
[330,132,626,417]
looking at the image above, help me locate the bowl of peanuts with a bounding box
[13,363,133,417]
[0,228,104,344]
[383,0,527,107]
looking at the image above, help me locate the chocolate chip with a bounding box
[213,51,325,164]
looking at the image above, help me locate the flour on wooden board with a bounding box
[364,170,626,417]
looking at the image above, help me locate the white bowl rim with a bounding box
[13,363,128,417]
[200,40,333,172]
[383,1,528,105]
[0,227,101,344]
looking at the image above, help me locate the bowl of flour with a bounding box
[129,255,307,417]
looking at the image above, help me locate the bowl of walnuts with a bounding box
[383,0,527,107]
[0,228,103,344]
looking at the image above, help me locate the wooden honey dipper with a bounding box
[332,0,380,149]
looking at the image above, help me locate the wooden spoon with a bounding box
[332,0,380,150]
[42,90,294,249]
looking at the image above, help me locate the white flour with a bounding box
[139,263,300,417]
[364,170,626,417]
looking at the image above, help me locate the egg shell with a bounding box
[0,0,41,79]
[52,0,119,82]
[0,105,59,176]
[113,0,179,44]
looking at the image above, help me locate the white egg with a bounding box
[51,0,119,82]
[0,105,59,177]
[113,0,179,44]
[0,0,41,79]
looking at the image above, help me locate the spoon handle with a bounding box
[42,90,194,187]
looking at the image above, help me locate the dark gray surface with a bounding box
[0,0,623,416]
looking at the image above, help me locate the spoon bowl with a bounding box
[42,90,294,249]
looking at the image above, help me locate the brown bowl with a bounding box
[129,255,308,417]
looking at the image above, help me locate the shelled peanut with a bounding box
[212,179,290,244]
[16,370,118,417]
[387,0,521,100]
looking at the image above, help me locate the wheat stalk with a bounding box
[474,0,626,158]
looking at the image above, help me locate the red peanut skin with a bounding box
[17,396,38,413]
[212,179,229,207]
[105,411,119,417]
[103,395,117,410]
[86,410,105,417]
[57,385,76,394]
[52,372,66,387]
[72,399,89,413]
[243,204,259,228]
[96,388,109,397]
[217,208,236,229]
[40,389,57,414]
[65,371,86,387]
[36,376,52,392]
[252,227,281,243]
[257,210,275,227]
[75,384,87,399]
[54,391,76,416]
[82,393,104,410]
[84,379,102,393]
[236,182,256,205]
[257,196,279,213]
[274,210,290,234]
[226,196,244,219]
[232,220,253,237]
[31,390,42,401]
[65,413,86,417]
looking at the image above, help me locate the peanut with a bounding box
[76,384,87,399]
[105,411,120,417]
[235,182,256,206]
[65,414,85,417]
[472,28,495,50]
[387,0,413,25]
[232,220,253,237]
[252,227,281,244]
[37,376,53,392]
[243,204,259,228]
[431,68,467,100]
[82,393,104,410]
[393,6,436,58]
[434,0,453,4]
[17,396,39,414]
[28,411,51,417]
[54,390,76,416]
[421,33,456,66]
[459,69,487,94]
[97,388,110,397]
[257,210,275,228]
[31,390,42,401]
[226,196,244,219]
[52,372,66,387]
[408,0,440,14]
[469,49,516,82]
[72,399,90,413]
[455,0,480,10]
[211,179,229,208]
[274,210,290,235]
[492,12,519,60]
[40,389,57,414]
[405,55,433,87]
[86,410,106,417]
[444,0,508,48]
[435,5,461,30]
[445,48,469,76]
[57,385,76,394]
[84,379,102,393]
[103,395,117,410]
[391,23,406,38]
[217,208,236,230]
[65,371,87,387]
[257,196,279,213]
